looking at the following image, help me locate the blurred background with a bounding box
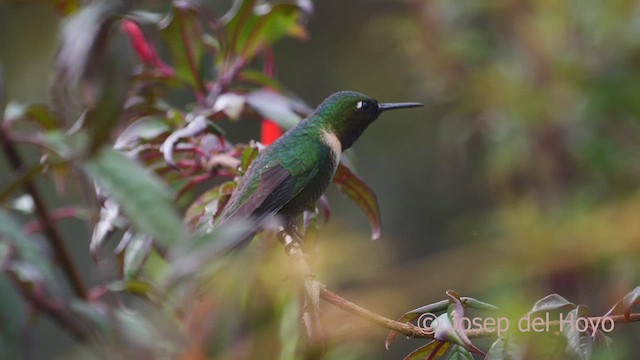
[2,0,640,358]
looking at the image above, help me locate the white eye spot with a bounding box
[357,101,367,110]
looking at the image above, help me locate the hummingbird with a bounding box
[216,91,422,249]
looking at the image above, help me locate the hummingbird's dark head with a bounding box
[315,91,422,150]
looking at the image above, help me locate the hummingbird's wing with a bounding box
[227,162,298,222]
[218,156,312,227]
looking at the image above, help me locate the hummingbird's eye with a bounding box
[356,100,370,111]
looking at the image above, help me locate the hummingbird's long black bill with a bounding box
[378,102,423,111]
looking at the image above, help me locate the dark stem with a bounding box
[0,127,88,299]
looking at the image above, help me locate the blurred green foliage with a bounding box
[0,0,639,359]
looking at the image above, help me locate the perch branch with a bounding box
[319,288,640,339]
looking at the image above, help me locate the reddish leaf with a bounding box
[403,340,451,360]
[605,286,640,321]
[332,163,381,240]
[260,118,283,145]
[161,114,216,168]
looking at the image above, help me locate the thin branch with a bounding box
[319,288,437,338]
[0,127,88,299]
[319,287,640,339]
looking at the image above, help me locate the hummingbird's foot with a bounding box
[278,226,304,254]
[287,223,305,241]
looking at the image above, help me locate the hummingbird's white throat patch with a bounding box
[321,129,342,159]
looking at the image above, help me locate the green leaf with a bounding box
[107,279,157,298]
[332,163,381,240]
[54,1,127,125]
[224,0,310,59]
[403,340,451,360]
[461,297,500,312]
[528,294,576,315]
[159,8,204,91]
[240,4,307,59]
[605,286,640,321]
[24,104,61,131]
[241,141,259,172]
[84,148,186,248]
[485,336,524,360]
[224,0,258,53]
[448,345,475,360]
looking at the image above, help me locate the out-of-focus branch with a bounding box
[23,206,82,234]
[5,271,89,342]
[0,127,87,299]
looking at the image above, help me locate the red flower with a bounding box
[260,119,283,145]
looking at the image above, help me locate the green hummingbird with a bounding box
[216,91,422,248]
